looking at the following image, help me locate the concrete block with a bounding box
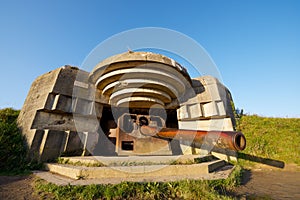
[39,130,67,161]
[178,118,234,131]
[56,95,72,112]
[72,86,91,100]
[188,103,203,119]
[95,102,103,118]
[177,103,203,121]
[28,129,45,159]
[73,98,90,115]
[202,102,218,117]
[64,131,84,155]
[177,105,189,120]
[44,93,56,110]
[52,66,87,97]
[216,101,226,116]
[83,132,99,156]
[31,108,100,133]
[47,94,73,113]
[206,84,222,101]
[178,75,235,126]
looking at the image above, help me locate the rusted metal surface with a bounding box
[140,126,246,151]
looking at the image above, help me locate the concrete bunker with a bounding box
[18,51,245,162]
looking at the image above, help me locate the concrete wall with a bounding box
[18,66,103,161]
[177,75,237,160]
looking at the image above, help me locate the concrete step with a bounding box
[36,164,235,185]
[58,155,216,166]
[45,159,226,180]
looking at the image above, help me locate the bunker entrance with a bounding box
[93,106,180,156]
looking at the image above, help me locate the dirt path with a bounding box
[1,168,300,200]
[233,167,300,200]
[0,175,39,200]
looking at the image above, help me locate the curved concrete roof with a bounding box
[89,51,193,108]
[90,51,191,82]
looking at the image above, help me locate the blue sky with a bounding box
[0,0,299,118]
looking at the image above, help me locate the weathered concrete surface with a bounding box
[44,155,229,182]
[45,160,226,180]
[90,51,191,85]
[35,164,235,185]
[17,67,62,159]
[17,66,103,161]
[60,155,205,166]
[177,76,235,122]
[177,76,237,159]
[90,52,192,109]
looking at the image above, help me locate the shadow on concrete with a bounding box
[238,152,285,169]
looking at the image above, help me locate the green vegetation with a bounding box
[1,107,299,199]
[0,108,28,174]
[35,166,242,200]
[237,115,300,166]
[0,108,40,174]
[57,158,106,167]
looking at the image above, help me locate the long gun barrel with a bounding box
[140,126,246,151]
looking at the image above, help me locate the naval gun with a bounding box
[140,126,246,152]
[118,113,246,154]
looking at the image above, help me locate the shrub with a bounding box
[0,108,28,173]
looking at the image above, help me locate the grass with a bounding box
[2,107,299,198]
[34,165,242,200]
[236,115,300,166]
[57,158,106,167]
